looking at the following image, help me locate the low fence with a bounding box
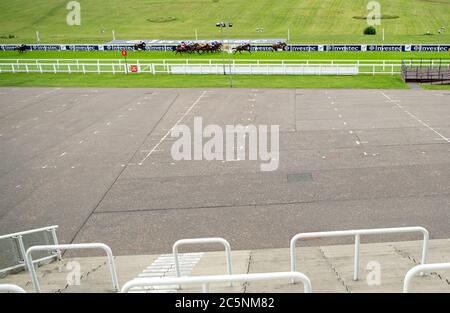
[1,59,449,75]
[0,59,440,75]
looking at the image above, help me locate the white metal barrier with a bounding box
[173,238,233,287]
[121,272,312,293]
[290,227,429,282]
[403,263,450,293]
[25,243,119,293]
[0,225,61,274]
[0,284,26,293]
[3,58,448,75]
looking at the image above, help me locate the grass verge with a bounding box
[0,73,408,89]
[420,83,450,90]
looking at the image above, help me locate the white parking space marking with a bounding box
[380,91,450,143]
[35,88,61,98]
[138,91,208,165]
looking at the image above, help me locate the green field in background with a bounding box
[0,0,449,44]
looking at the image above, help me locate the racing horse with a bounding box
[175,43,201,55]
[133,41,147,51]
[233,43,251,54]
[272,42,287,51]
[15,44,30,54]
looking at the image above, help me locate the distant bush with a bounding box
[364,26,376,35]
[147,16,177,23]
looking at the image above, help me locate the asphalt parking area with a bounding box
[0,87,449,255]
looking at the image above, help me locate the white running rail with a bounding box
[403,263,450,293]
[25,243,119,293]
[121,272,312,293]
[0,225,61,274]
[0,284,26,293]
[290,226,429,282]
[173,238,233,287]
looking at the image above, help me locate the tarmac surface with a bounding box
[0,87,449,255]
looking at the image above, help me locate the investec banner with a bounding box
[0,44,449,52]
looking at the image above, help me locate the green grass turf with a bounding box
[1,51,449,61]
[0,73,408,89]
[420,83,450,90]
[0,0,449,44]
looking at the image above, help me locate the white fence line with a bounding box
[121,272,312,293]
[290,227,429,282]
[0,284,26,293]
[173,238,233,287]
[403,263,450,293]
[1,58,449,65]
[0,225,61,275]
[25,243,119,293]
[0,59,448,76]
[0,62,404,75]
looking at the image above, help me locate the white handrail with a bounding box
[290,226,429,282]
[121,272,312,293]
[173,238,233,287]
[0,284,26,293]
[0,225,58,240]
[25,243,119,293]
[0,225,61,274]
[403,263,450,293]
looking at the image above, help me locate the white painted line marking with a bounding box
[60,152,67,157]
[35,88,60,98]
[380,91,450,143]
[139,91,208,166]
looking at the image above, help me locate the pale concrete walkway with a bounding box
[2,239,449,293]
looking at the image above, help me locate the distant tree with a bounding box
[364,26,376,35]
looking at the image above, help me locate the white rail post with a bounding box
[48,228,62,260]
[82,64,86,74]
[0,284,26,293]
[291,227,430,285]
[354,234,360,281]
[173,238,233,288]
[403,263,450,293]
[25,64,29,73]
[14,235,28,270]
[202,283,210,293]
[25,243,120,293]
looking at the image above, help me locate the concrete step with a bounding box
[1,239,450,293]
